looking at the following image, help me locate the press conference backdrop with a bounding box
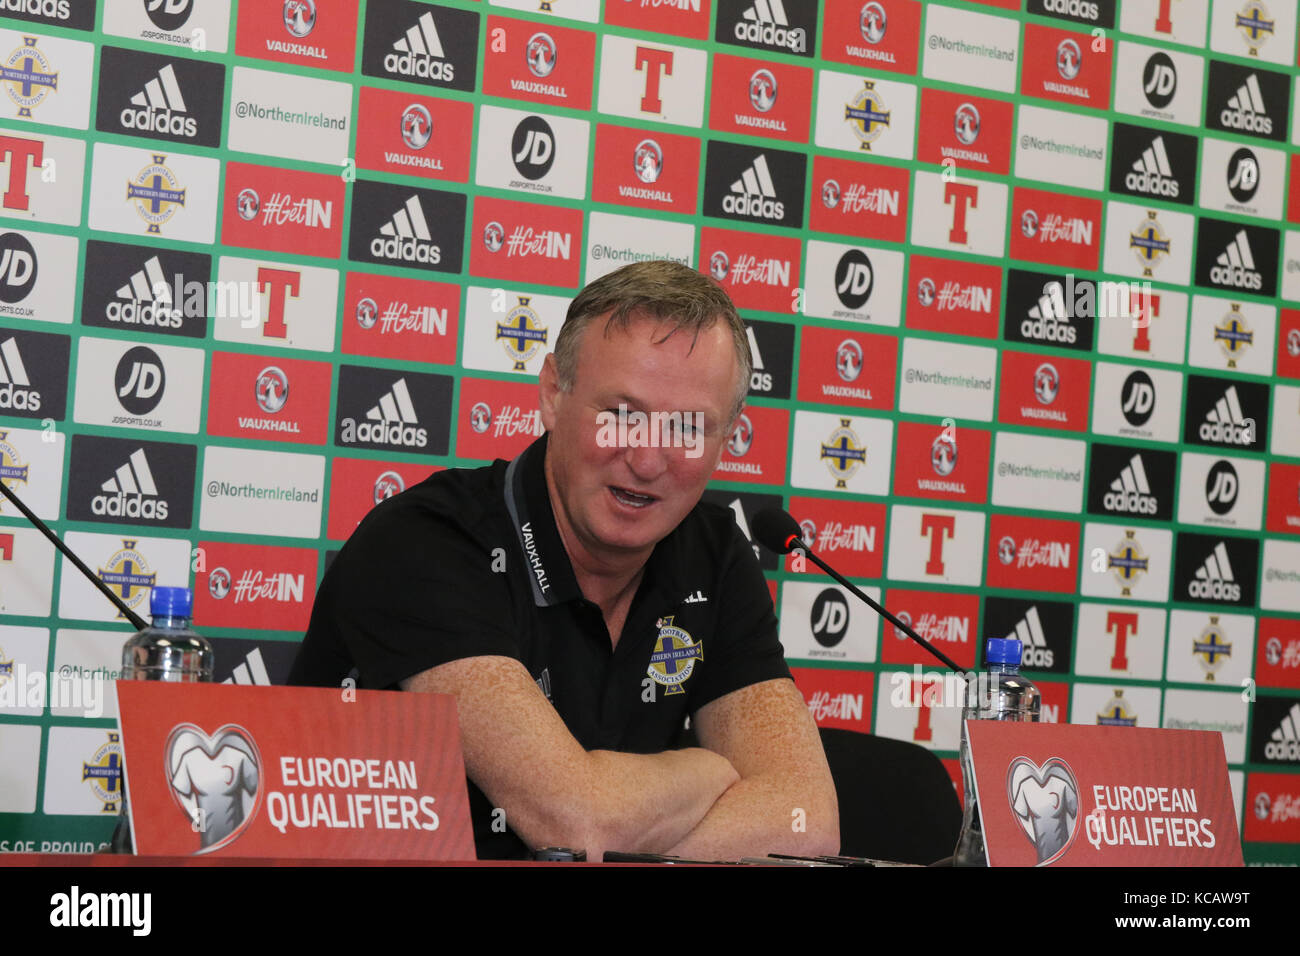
[0,0,1297,862]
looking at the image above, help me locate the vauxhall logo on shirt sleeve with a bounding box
[361,0,478,93]
[347,179,466,274]
[335,364,452,456]
[703,140,805,228]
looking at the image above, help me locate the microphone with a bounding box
[753,506,964,676]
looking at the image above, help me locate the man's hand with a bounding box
[666,678,839,860]
[402,656,737,859]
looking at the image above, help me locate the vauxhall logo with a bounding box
[511,116,555,181]
[834,250,873,310]
[144,0,195,32]
[114,346,165,415]
[0,232,37,304]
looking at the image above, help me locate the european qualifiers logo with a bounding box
[1003,269,1098,351]
[1174,532,1259,608]
[80,240,209,339]
[0,326,67,419]
[348,179,466,274]
[1184,375,1270,452]
[982,597,1075,674]
[1027,0,1116,27]
[94,46,224,148]
[1204,59,1290,142]
[715,0,818,57]
[0,0,94,30]
[1194,217,1279,297]
[1107,123,1197,205]
[361,0,478,93]
[335,364,452,456]
[66,434,194,529]
[1086,444,1176,521]
[703,140,805,228]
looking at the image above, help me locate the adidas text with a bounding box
[340,417,427,448]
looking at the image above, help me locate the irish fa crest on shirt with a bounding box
[647,615,701,697]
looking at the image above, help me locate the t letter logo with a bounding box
[635,46,673,114]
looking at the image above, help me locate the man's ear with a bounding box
[539,353,561,432]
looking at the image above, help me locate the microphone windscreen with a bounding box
[752,507,804,555]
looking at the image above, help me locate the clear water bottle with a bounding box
[110,586,214,853]
[953,637,1041,866]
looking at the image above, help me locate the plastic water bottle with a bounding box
[953,637,1041,866]
[110,586,214,853]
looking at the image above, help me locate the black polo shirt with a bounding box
[289,434,791,859]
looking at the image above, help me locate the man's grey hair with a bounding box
[552,260,752,421]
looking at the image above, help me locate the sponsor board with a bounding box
[801,239,903,325]
[779,580,879,664]
[713,404,790,486]
[990,431,1086,513]
[341,271,458,365]
[784,495,885,579]
[360,0,478,92]
[49,629,124,718]
[885,504,985,587]
[1074,603,1167,680]
[744,318,795,400]
[455,376,544,463]
[221,162,345,259]
[904,255,1000,339]
[700,226,800,314]
[1014,104,1108,192]
[207,636,300,685]
[226,66,352,166]
[882,589,980,670]
[65,434,196,529]
[897,335,997,422]
[41,726,126,816]
[1113,41,1206,129]
[808,153,909,244]
[198,445,324,539]
[57,531,191,624]
[211,256,339,353]
[595,33,708,127]
[917,87,1013,177]
[491,0,600,21]
[1284,231,1300,302]
[475,104,590,200]
[102,0,231,53]
[1162,688,1249,762]
[1165,608,1255,688]
[481,15,596,109]
[1027,0,1116,27]
[1101,199,1193,286]
[193,540,317,633]
[708,53,812,144]
[1243,772,1300,843]
[1260,539,1300,612]
[821,0,921,75]
[584,210,694,282]
[702,488,786,572]
[1270,384,1300,457]
[0,0,95,31]
[354,87,473,184]
[0,424,64,519]
[909,170,1009,259]
[470,195,584,289]
[789,665,875,733]
[347,179,466,275]
[1094,285,1188,366]
[0,525,54,616]
[1249,695,1300,763]
[335,365,453,457]
[326,457,438,543]
[1078,521,1173,602]
[206,351,333,446]
[873,669,961,751]
[87,142,218,243]
[920,3,1020,94]
[1086,443,1177,523]
[1003,268,1099,351]
[997,350,1091,433]
[985,513,1080,593]
[95,45,223,147]
[1187,295,1275,376]
[603,0,712,39]
[590,124,700,216]
[0,29,93,129]
[80,240,208,339]
[0,325,67,420]
[813,68,917,160]
[461,286,565,377]
[788,410,893,496]
[984,597,1075,675]
[234,0,359,72]
[0,624,50,718]
[1279,307,1300,375]
[795,325,897,412]
[1198,137,1286,220]
[72,336,205,434]
[1173,531,1259,608]
[0,227,76,324]
[892,419,990,505]
[0,127,83,226]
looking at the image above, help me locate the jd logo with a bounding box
[0,233,36,304]
[144,0,195,31]
[834,250,874,310]
[1205,460,1239,515]
[1142,54,1177,109]
[1226,148,1259,204]
[114,346,166,415]
[811,588,850,648]
[511,116,555,181]
[1120,370,1154,426]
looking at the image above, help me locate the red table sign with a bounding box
[966,722,1242,867]
[116,683,475,861]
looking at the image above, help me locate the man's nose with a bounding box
[625,441,670,482]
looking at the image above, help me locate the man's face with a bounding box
[540,311,741,567]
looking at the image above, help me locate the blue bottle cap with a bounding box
[986,637,1023,666]
[150,586,193,619]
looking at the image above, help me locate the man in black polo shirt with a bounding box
[290,260,838,860]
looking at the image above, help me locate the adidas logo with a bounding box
[1198,384,1256,446]
[106,256,183,328]
[370,196,441,265]
[1187,541,1241,603]
[1103,454,1158,515]
[722,154,785,220]
[1124,136,1179,198]
[1005,605,1053,669]
[384,11,455,81]
[120,64,196,138]
[1022,281,1077,344]
[733,0,808,52]
[340,378,427,448]
[0,337,39,411]
[91,448,168,520]
[1265,703,1300,761]
[1210,229,1263,291]
[222,647,272,686]
[1219,74,1272,135]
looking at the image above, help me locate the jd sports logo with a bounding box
[1206,61,1290,142]
[1185,375,1269,450]
[704,141,805,228]
[834,250,873,310]
[363,0,478,93]
[1176,535,1257,606]
[1195,218,1279,297]
[144,0,194,32]
[1109,124,1196,204]
[511,116,555,181]
[114,346,165,415]
[0,233,37,304]
[1120,370,1155,427]
[67,434,194,528]
[1142,53,1177,110]
[810,587,850,647]
[1205,460,1239,516]
[1226,148,1260,204]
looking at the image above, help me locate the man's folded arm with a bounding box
[401,655,739,860]
[665,678,840,860]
